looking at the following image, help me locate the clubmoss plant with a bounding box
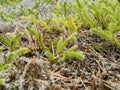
[26,26,45,49]
[33,0,52,8]
[0,32,23,51]
[0,10,16,22]
[20,1,86,64]
[23,16,52,31]
[61,16,81,34]
[50,0,72,17]
[23,25,84,63]
[32,0,52,9]
[45,33,84,63]
[7,47,29,61]
[71,0,120,48]
[0,0,21,7]
[51,14,81,34]
[27,8,39,18]
[20,8,39,18]
[92,27,120,48]
[19,7,29,16]
[56,33,78,54]
[49,1,63,16]
[0,32,30,61]
[33,0,42,9]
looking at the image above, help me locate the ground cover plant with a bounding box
[0,0,21,7]
[0,0,120,90]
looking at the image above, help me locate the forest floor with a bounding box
[0,0,120,90]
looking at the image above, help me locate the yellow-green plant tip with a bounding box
[6,32,23,40]
[0,79,5,85]
[45,51,54,62]
[26,26,37,36]
[7,48,30,61]
[0,64,10,72]
[6,33,16,39]
[28,9,38,18]
[92,27,113,41]
[37,32,45,49]
[56,37,63,53]
[26,26,45,49]
[52,13,61,30]
[33,1,41,9]
[0,46,3,52]
[67,45,78,52]
[65,51,84,60]
[10,32,22,51]
[56,33,78,54]
[0,34,10,47]
[24,16,51,30]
